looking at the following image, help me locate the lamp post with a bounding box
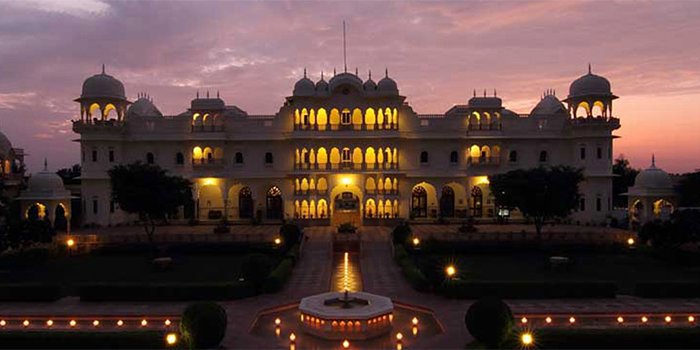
[66,238,75,256]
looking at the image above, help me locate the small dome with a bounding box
[293,69,316,97]
[315,77,328,92]
[81,67,126,100]
[126,96,162,119]
[27,167,65,192]
[634,158,673,190]
[568,67,612,98]
[328,72,363,93]
[530,94,567,116]
[377,72,398,94]
[0,130,13,159]
[363,78,377,91]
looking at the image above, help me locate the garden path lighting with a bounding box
[117,320,124,327]
[665,316,672,323]
[46,320,53,327]
[521,332,534,346]
[412,317,419,325]
[627,237,635,246]
[69,320,76,327]
[342,339,350,348]
[93,320,100,327]
[545,317,552,324]
[412,237,420,247]
[445,265,456,278]
[274,237,282,246]
[617,316,624,323]
[569,317,576,324]
[141,319,148,326]
[0,320,5,327]
[23,320,29,327]
[166,333,177,345]
[689,316,695,323]
[641,316,648,323]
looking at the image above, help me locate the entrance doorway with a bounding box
[332,191,361,227]
[440,186,455,217]
[470,186,483,218]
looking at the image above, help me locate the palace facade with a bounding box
[73,66,620,227]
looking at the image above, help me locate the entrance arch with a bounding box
[54,204,68,231]
[439,186,455,218]
[238,187,254,219]
[266,186,283,219]
[411,182,438,218]
[330,183,363,227]
[199,184,224,220]
[470,186,484,218]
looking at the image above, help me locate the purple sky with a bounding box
[1,0,699,174]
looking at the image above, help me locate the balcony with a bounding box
[293,162,399,172]
[72,119,125,133]
[192,125,225,132]
[468,124,501,131]
[294,189,329,197]
[192,158,225,167]
[293,124,398,131]
[467,156,501,166]
[364,189,400,196]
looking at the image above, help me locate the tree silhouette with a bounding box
[490,166,583,238]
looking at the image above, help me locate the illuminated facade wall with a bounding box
[73,70,620,227]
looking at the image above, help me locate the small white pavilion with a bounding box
[626,155,676,225]
[17,160,72,233]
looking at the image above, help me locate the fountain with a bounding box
[298,252,394,340]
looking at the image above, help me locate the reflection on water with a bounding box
[332,252,362,292]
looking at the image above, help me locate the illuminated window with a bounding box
[341,148,351,163]
[341,109,351,125]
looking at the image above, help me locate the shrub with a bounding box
[280,223,302,247]
[400,260,431,292]
[392,224,412,245]
[0,331,168,349]
[416,255,449,287]
[180,302,228,349]
[634,282,700,298]
[79,282,255,301]
[0,247,51,269]
[393,244,409,264]
[240,253,273,290]
[264,257,294,293]
[464,297,514,349]
[0,283,62,302]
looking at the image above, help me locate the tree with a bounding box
[490,166,584,238]
[676,171,700,207]
[109,162,192,246]
[612,155,639,208]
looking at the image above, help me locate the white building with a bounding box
[73,66,620,228]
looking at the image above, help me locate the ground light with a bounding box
[0,320,5,327]
[569,317,576,324]
[521,332,534,346]
[166,333,177,346]
[141,319,148,326]
[445,265,456,278]
[117,320,124,327]
[545,317,552,324]
[22,320,29,327]
[617,316,624,323]
[689,316,696,323]
[275,237,282,246]
[412,237,420,247]
[69,320,76,327]
[164,319,171,326]
[342,339,350,348]
[627,237,635,246]
[521,317,528,324]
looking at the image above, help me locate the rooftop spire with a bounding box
[355,67,358,76]
[334,67,337,76]
[368,70,372,80]
[588,63,592,75]
[321,71,324,80]
[196,90,199,99]
[217,90,220,98]
[303,68,307,78]
[206,90,209,98]
[43,157,48,171]
[473,89,476,98]
[651,154,656,168]
[385,67,388,78]
[101,63,105,74]
[343,20,347,73]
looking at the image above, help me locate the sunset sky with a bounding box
[1,0,699,174]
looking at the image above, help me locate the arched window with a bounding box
[317,177,328,193]
[411,186,428,218]
[265,152,273,164]
[365,199,376,218]
[239,187,253,219]
[146,152,155,164]
[539,150,548,163]
[266,186,283,219]
[341,109,351,125]
[341,148,351,164]
[509,150,518,163]
[470,186,483,218]
[420,151,429,164]
[176,152,184,165]
[317,199,328,218]
[235,152,244,164]
[92,149,98,162]
[450,151,459,164]
[440,186,455,217]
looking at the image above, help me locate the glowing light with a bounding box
[23,320,29,327]
[289,333,296,342]
[274,238,282,245]
[69,320,76,327]
[141,319,148,327]
[476,176,490,185]
[396,332,403,341]
[641,316,648,323]
[93,320,100,327]
[396,343,402,350]
[0,320,5,327]
[545,317,552,324]
[275,318,281,326]
[569,317,576,324]
[665,316,672,323]
[300,314,304,322]
[166,333,177,345]
[627,237,635,246]
[446,265,456,277]
[521,317,528,324]
[342,340,350,348]
[521,332,534,346]
[412,237,420,246]
[689,316,695,323]
[203,178,216,186]
[412,325,418,335]
[46,320,53,327]
[412,317,419,325]
[617,316,624,323]
[117,320,124,327]
[341,177,351,185]
[276,327,281,336]
[165,319,171,326]
[67,239,75,247]
[290,344,296,350]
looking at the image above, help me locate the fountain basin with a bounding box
[299,291,394,340]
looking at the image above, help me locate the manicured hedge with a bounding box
[79,282,255,302]
[438,280,617,299]
[0,283,62,302]
[263,257,295,293]
[392,242,431,292]
[0,331,170,349]
[634,281,700,298]
[0,247,51,268]
[510,327,700,349]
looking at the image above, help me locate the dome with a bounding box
[363,77,377,91]
[328,72,363,93]
[377,70,398,94]
[568,66,612,98]
[0,130,13,159]
[530,94,567,116]
[293,69,315,97]
[315,77,328,92]
[81,67,126,100]
[633,157,673,190]
[126,96,162,119]
[27,166,65,192]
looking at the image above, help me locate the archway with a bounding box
[330,183,363,227]
[238,186,254,219]
[26,203,47,220]
[412,186,428,218]
[630,199,644,223]
[266,186,283,219]
[653,199,674,220]
[470,186,483,218]
[54,204,68,231]
[199,184,224,220]
[439,186,455,218]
